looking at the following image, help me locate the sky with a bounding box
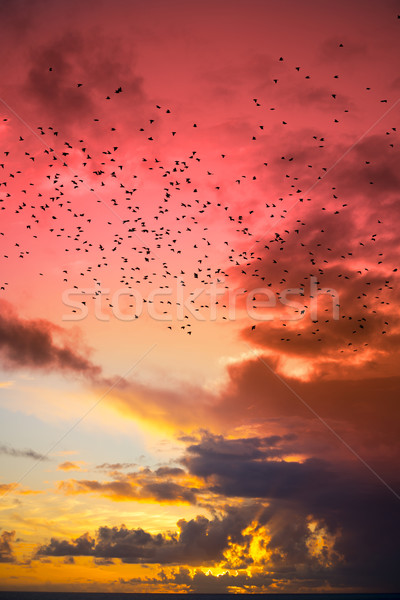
[0,0,399,593]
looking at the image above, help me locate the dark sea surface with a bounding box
[0,594,400,600]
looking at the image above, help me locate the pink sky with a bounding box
[0,0,399,593]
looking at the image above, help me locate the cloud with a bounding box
[0,300,101,377]
[57,465,198,505]
[36,427,400,590]
[37,531,94,558]
[181,432,296,462]
[119,566,275,594]
[182,433,339,502]
[22,29,145,132]
[95,462,138,471]
[36,505,258,566]
[57,461,82,471]
[0,483,15,495]
[0,444,50,462]
[104,348,400,464]
[180,433,400,591]
[0,530,16,563]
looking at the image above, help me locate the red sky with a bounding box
[0,0,399,593]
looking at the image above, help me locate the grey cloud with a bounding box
[0,444,50,462]
[0,530,16,563]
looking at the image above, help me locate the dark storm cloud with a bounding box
[182,432,400,511]
[35,428,400,589]
[183,432,296,462]
[182,433,400,591]
[36,505,258,565]
[0,300,101,377]
[183,433,337,501]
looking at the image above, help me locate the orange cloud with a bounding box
[57,466,200,505]
[57,461,84,472]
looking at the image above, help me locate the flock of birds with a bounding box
[0,49,398,352]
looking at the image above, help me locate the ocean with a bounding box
[0,593,399,600]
